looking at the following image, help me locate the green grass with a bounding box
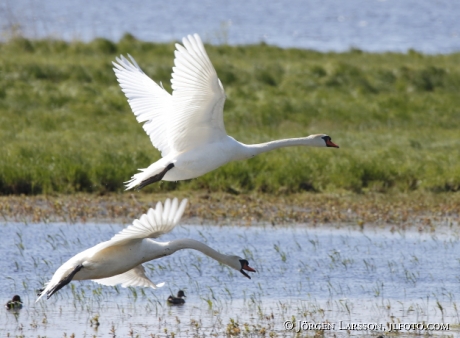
[1,35,460,195]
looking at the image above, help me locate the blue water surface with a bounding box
[1,220,459,336]
[1,0,459,53]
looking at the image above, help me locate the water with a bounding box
[1,220,459,337]
[1,0,459,53]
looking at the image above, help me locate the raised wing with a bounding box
[169,34,227,153]
[108,198,188,246]
[93,265,164,288]
[113,55,173,157]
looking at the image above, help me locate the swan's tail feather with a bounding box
[36,285,48,303]
[124,171,150,190]
[125,162,174,190]
[36,263,83,302]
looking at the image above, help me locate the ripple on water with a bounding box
[1,221,459,336]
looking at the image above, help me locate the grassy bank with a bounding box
[1,35,460,195]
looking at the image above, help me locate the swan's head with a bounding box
[309,134,339,148]
[227,256,256,279]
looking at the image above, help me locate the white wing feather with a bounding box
[113,34,227,157]
[169,34,227,153]
[93,265,164,289]
[109,198,188,245]
[112,55,173,156]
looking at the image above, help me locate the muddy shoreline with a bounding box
[1,191,458,230]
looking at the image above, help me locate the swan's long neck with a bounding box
[165,239,232,265]
[242,135,321,158]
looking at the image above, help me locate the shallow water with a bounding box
[1,220,459,337]
[1,0,459,53]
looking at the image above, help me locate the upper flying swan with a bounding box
[36,198,255,301]
[113,34,339,190]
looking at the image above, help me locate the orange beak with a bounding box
[243,263,256,272]
[326,139,339,148]
[240,262,256,279]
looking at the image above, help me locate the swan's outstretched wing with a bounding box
[93,265,164,289]
[113,55,172,157]
[109,198,188,245]
[169,34,227,153]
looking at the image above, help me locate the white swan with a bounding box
[113,34,339,190]
[36,198,255,302]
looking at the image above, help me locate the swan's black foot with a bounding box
[47,264,83,299]
[138,163,174,190]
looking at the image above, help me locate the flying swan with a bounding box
[113,34,339,190]
[36,198,255,301]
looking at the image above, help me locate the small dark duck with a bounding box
[5,295,23,310]
[167,290,186,305]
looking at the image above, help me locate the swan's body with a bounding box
[36,198,255,302]
[113,34,339,190]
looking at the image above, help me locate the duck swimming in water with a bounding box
[167,290,186,305]
[5,295,23,310]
